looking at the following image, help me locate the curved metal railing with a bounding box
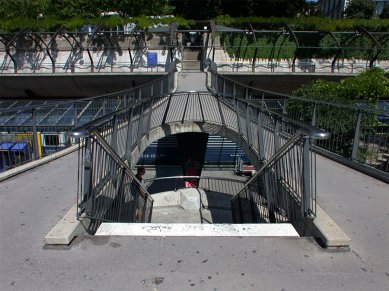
[70,90,329,227]
[207,67,389,182]
[143,175,246,196]
[0,66,175,172]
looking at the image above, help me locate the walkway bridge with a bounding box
[64,65,329,236]
[1,59,388,241]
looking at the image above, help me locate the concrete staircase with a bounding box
[182,48,201,72]
[94,188,299,238]
[150,188,233,224]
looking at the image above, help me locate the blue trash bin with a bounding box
[10,142,30,165]
[0,142,15,171]
[147,52,158,68]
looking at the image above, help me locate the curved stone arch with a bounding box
[130,121,261,170]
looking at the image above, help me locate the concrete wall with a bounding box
[0,74,165,98]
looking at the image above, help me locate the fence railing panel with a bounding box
[208,68,389,182]
[0,67,175,173]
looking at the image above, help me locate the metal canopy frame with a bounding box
[1,25,388,74]
[215,24,389,71]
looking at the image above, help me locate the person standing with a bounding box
[131,167,146,222]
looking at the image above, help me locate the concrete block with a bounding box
[152,191,180,207]
[179,189,200,211]
[45,203,89,245]
[307,205,351,249]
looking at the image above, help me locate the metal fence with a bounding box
[144,175,246,196]
[0,69,175,172]
[208,68,389,183]
[207,26,389,74]
[231,130,319,232]
[0,27,177,74]
[76,132,153,232]
[70,90,329,226]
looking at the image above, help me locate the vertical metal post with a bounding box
[136,103,144,147]
[145,99,153,133]
[302,137,312,217]
[103,98,106,116]
[124,93,128,107]
[274,118,281,153]
[216,96,226,127]
[257,109,265,161]
[114,167,126,221]
[233,83,236,96]
[261,93,265,107]
[245,104,252,146]
[311,103,317,126]
[235,99,242,136]
[160,79,164,95]
[222,78,226,95]
[82,137,93,214]
[31,109,40,160]
[72,102,78,128]
[352,110,363,160]
[111,115,118,152]
[125,108,134,162]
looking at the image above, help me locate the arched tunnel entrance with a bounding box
[131,132,254,224]
[73,91,324,236]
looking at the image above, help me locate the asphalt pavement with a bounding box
[1,151,388,290]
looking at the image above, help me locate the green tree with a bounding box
[0,0,49,19]
[47,0,104,18]
[343,0,376,19]
[288,68,389,158]
[172,0,306,19]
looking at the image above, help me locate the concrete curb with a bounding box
[0,144,79,182]
[308,205,351,249]
[45,203,89,245]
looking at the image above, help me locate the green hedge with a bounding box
[2,15,389,33]
[215,15,389,32]
[0,16,195,32]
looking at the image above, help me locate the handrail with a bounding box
[143,175,245,184]
[0,74,170,113]
[92,130,153,203]
[69,91,330,142]
[207,64,389,181]
[207,68,389,115]
[234,129,306,197]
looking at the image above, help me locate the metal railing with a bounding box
[207,28,389,74]
[76,130,153,231]
[0,68,175,172]
[70,90,329,227]
[144,175,246,196]
[208,68,389,183]
[231,129,320,231]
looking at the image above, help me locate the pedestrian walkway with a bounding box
[176,72,207,91]
[1,151,388,290]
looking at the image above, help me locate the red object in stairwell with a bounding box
[185,168,200,188]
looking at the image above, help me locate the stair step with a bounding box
[95,223,300,237]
